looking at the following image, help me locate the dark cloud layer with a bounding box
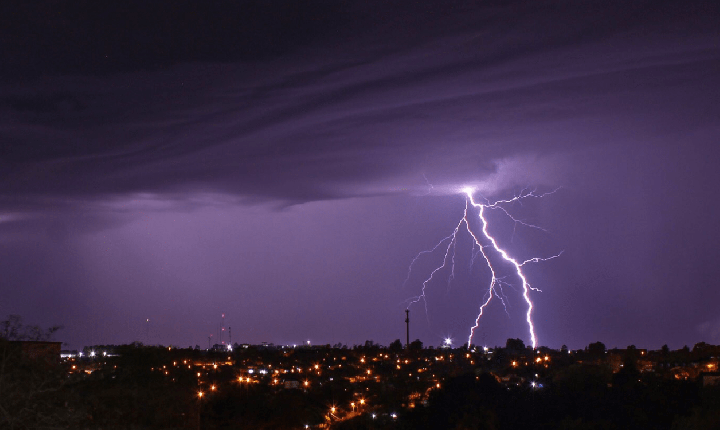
[3,0,717,205]
[2,0,720,350]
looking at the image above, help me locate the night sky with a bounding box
[2,0,719,351]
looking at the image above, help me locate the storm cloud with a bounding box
[2,0,719,350]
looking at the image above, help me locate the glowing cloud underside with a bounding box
[405,188,562,349]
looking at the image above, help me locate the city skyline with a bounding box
[2,0,720,351]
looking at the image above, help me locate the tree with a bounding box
[0,315,62,341]
[389,339,403,352]
[505,338,525,351]
[692,342,709,353]
[364,340,381,351]
[615,348,641,387]
[587,341,606,359]
[409,339,423,351]
[0,315,80,429]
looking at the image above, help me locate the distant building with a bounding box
[61,350,79,358]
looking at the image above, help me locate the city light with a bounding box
[56,341,713,428]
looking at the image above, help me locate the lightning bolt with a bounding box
[405,187,562,349]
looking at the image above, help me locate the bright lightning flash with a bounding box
[405,187,562,349]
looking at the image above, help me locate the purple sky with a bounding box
[2,0,719,350]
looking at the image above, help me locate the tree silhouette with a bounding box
[505,338,525,351]
[409,339,423,351]
[0,315,80,429]
[0,315,62,341]
[587,341,606,359]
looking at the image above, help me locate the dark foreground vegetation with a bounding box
[393,372,720,430]
[2,316,720,429]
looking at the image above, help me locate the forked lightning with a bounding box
[405,187,561,349]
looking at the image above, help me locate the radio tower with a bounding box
[405,309,410,348]
[221,313,225,345]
